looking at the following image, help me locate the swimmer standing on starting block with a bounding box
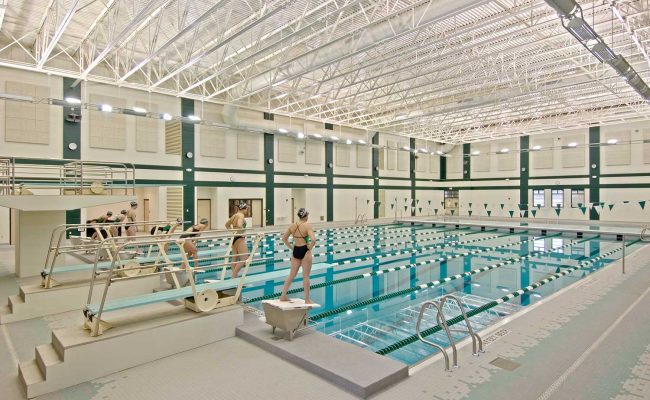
[180,218,208,269]
[226,202,249,278]
[280,208,316,304]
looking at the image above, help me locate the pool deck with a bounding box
[0,221,649,399]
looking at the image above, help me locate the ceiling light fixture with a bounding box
[100,104,112,112]
[313,133,322,138]
[188,115,201,121]
[531,145,542,151]
[278,128,288,133]
[500,148,510,153]
[471,150,480,156]
[297,132,305,139]
[607,138,618,144]
[567,142,578,147]
[358,139,367,144]
[132,107,147,114]
[65,97,81,104]
[162,113,173,121]
[346,139,352,145]
[331,136,339,141]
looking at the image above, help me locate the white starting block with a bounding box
[261,299,320,340]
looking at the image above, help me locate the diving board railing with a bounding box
[82,231,268,336]
[0,157,135,196]
[41,221,259,288]
[416,295,483,371]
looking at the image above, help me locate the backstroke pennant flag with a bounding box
[554,207,561,217]
[608,203,615,211]
[500,203,505,210]
[418,207,422,213]
[579,206,587,215]
[508,210,514,218]
[484,203,488,209]
[531,209,537,218]
[640,201,646,210]
[468,210,473,216]
[391,203,394,209]
[487,210,492,217]
[468,203,472,208]
[434,208,439,215]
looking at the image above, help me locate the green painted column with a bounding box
[326,142,334,221]
[410,138,416,217]
[181,98,195,227]
[520,136,529,218]
[372,133,380,219]
[463,143,471,180]
[439,152,447,180]
[589,127,600,221]
[63,78,81,230]
[264,133,274,226]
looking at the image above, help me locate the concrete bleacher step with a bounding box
[18,360,45,390]
[35,344,63,378]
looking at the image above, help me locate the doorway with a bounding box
[228,199,263,227]
[197,199,212,229]
[444,190,459,216]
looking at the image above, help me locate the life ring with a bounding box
[90,181,105,195]
[118,260,141,277]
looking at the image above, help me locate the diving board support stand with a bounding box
[262,299,320,340]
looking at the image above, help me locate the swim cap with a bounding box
[130,201,138,206]
[106,211,113,216]
[200,218,209,225]
[120,210,127,215]
[297,208,309,218]
[176,217,183,224]
[238,202,248,210]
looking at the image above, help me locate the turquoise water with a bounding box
[216,223,642,365]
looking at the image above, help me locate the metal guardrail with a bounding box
[0,157,135,196]
[416,295,483,371]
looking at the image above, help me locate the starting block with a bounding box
[261,299,320,340]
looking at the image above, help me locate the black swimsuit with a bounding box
[180,227,200,239]
[292,223,310,260]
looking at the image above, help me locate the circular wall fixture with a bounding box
[328,162,333,168]
[268,158,274,164]
[68,142,78,151]
[230,176,236,182]
[186,151,194,159]
[591,164,597,169]
[521,167,526,172]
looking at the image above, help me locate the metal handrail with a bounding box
[83,231,268,336]
[0,157,136,196]
[416,301,452,371]
[416,295,483,371]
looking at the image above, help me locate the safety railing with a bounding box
[82,231,269,336]
[41,220,255,288]
[355,213,368,225]
[0,157,135,196]
[416,295,483,371]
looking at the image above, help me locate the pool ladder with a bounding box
[416,294,484,371]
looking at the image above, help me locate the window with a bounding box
[552,238,564,254]
[571,189,585,208]
[551,189,564,208]
[263,112,274,121]
[533,189,545,207]
[324,122,334,130]
[533,239,546,252]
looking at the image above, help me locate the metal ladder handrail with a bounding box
[415,295,484,371]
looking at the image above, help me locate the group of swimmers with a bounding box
[87,200,317,303]
[87,201,138,240]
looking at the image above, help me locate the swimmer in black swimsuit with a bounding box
[225,202,249,278]
[182,218,208,269]
[280,208,316,303]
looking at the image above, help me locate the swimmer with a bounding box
[112,210,128,237]
[150,218,183,235]
[280,208,316,304]
[225,202,249,278]
[180,218,209,269]
[90,211,113,240]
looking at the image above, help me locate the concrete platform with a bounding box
[0,273,163,324]
[236,313,408,398]
[18,302,243,398]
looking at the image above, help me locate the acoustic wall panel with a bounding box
[472,143,490,172]
[561,134,584,168]
[497,140,517,171]
[429,154,439,173]
[397,142,409,171]
[336,143,351,167]
[644,129,650,164]
[357,145,371,168]
[305,141,323,165]
[135,101,160,153]
[604,131,631,166]
[89,94,126,150]
[199,126,226,158]
[5,81,50,145]
[386,140,396,170]
[531,138,553,169]
[278,136,297,163]
[237,132,260,160]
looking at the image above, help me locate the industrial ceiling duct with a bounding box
[591,42,616,63]
[545,0,579,17]
[566,17,598,41]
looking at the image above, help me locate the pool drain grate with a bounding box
[490,357,520,371]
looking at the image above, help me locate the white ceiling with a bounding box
[1,0,650,143]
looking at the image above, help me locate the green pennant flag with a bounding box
[390,203,394,209]
[416,199,420,204]
[468,210,473,216]
[428,200,431,205]
[418,207,422,213]
[487,210,492,216]
[451,209,455,216]
[404,197,408,204]
[484,203,488,209]
[554,207,561,217]
[508,210,514,218]
[404,206,408,212]
[608,203,614,211]
[376,202,381,206]
[434,208,439,215]
[367,199,370,205]
[500,204,505,210]
[600,202,605,207]
[468,203,472,208]
[578,203,583,208]
[623,200,630,204]
[537,204,542,209]
[555,267,561,274]
[579,206,587,215]
[640,201,646,210]
[441,201,445,207]
[531,209,537,217]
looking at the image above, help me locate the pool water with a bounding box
[222,223,642,365]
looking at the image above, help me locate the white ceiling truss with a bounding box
[2,0,650,143]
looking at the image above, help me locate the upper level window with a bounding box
[533,189,545,207]
[571,189,585,208]
[551,189,564,208]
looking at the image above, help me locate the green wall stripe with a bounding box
[410,138,416,216]
[440,153,446,180]
[326,142,334,221]
[264,133,274,226]
[181,98,195,227]
[589,126,600,220]
[520,136,529,217]
[63,78,81,230]
[463,143,471,180]
[372,133,380,219]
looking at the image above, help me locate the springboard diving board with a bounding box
[84,262,332,316]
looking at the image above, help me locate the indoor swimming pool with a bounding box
[227,222,643,365]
